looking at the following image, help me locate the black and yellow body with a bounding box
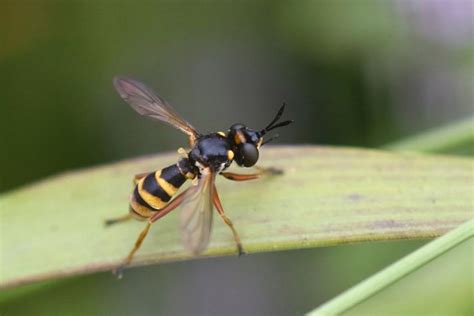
[130,130,261,220]
[130,158,196,219]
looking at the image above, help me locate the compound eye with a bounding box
[241,143,259,167]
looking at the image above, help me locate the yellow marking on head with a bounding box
[137,178,167,209]
[217,131,226,137]
[257,138,263,149]
[234,131,246,144]
[227,150,234,160]
[154,170,178,196]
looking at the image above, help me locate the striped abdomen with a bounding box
[130,158,195,219]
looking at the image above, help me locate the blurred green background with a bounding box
[1,0,472,315]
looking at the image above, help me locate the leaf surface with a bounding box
[1,145,472,288]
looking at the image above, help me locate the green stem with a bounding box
[308,219,474,315]
[384,116,474,153]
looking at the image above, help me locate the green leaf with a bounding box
[308,219,474,315]
[1,145,472,289]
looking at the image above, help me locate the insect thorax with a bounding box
[189,133,232,173]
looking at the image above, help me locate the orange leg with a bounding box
[149,188,190,223]
[212,184,245,256]
[114,187,191,278]
[220,166,282,181]
[220,172,260,181]
[105,212,133,226]
[114,221,152,278]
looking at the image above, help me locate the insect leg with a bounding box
[114,221,152,278]
[220,166,282,181]
[114,187,191,277]
[104,211,133,226]
[211,185,245,256]
[220,172,260,181]
[149,187,190,223]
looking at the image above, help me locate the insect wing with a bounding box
[113,76,200,141]
[179,169,215,255]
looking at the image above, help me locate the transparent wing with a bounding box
[113,76,200,142]
[179,169,215,255]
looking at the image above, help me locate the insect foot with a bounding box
[113,266,125,279]
[238,244,247,257]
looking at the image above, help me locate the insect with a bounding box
[106,76,293,276]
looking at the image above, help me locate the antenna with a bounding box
[259,103,294,137]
